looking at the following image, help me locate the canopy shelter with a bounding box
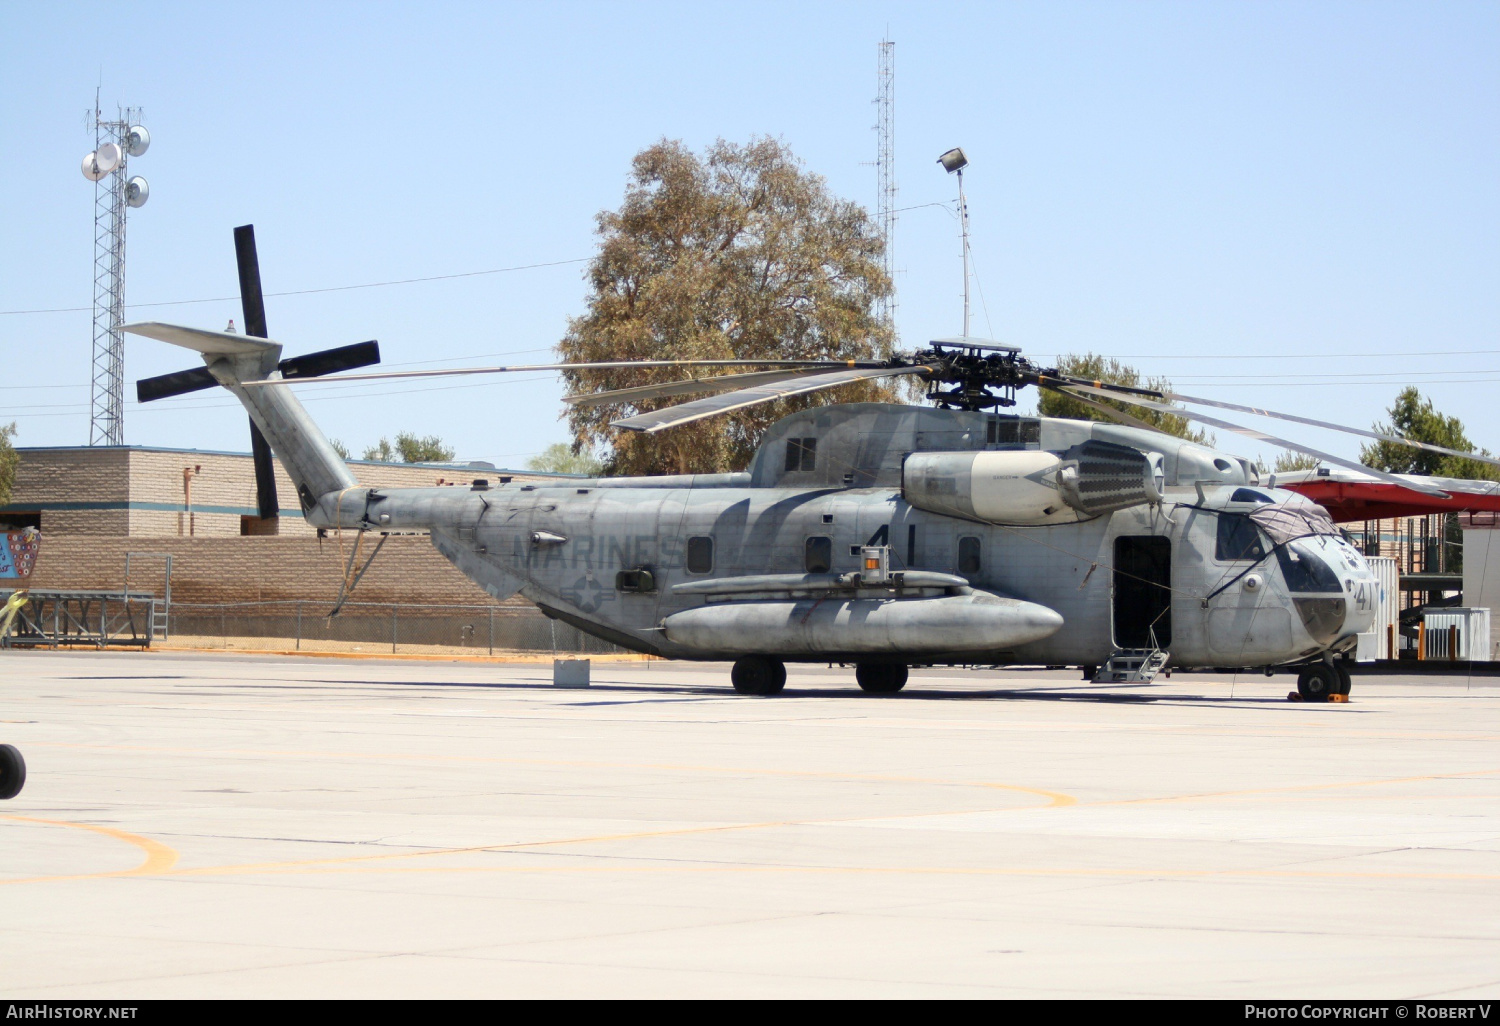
[1278,470,1500,523]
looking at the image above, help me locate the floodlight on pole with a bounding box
[937,147,971,337]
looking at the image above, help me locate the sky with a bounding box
[1,1,1496,472]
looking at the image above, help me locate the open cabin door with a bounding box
[1113,535,1172,649]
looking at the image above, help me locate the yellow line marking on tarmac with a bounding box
[0,814,179,885]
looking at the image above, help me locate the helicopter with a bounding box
[123,226,1500,702]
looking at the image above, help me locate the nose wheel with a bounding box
[1296,663,1348,702]
[0,745,25,800]
[731,656,786,695]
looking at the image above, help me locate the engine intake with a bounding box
[903,440,1163,525]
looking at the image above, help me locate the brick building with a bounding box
[0,446,573,608]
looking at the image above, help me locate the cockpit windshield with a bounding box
[1276,538,1344,593]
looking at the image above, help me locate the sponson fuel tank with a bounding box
[661,591,1064,656]
[903,439,1164,525]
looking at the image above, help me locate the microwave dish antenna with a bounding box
[126,177,149,208]
[81,151,107,181]
[125,125,150,157]
[94,141,122,173]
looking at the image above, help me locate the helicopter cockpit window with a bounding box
[958,536,982,575]
[1229,488,1274,504]
[1276,539,1343,593]
[686,536,714,575]
[1215,514,1266,561]
[785,437,817,472]
[804,536,832,574]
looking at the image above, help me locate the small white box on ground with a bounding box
[553,659,591,688]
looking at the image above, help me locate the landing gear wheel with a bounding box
[0,745,25,800]
[1296,664,1338,703]
[731,656,786,695]
[855,662,908,693]
[1335,663,1353,696]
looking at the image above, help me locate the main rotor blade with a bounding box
[1053,384,1450,498]
[611,365,933,434]
[566,367,843,408]
[1036,381,1161,433]
[239,358,867,387]
[1158,389,1500,471]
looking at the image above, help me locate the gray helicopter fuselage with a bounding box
[321,404,1378,668]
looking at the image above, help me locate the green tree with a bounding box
[361,433,455,464]
[328,438,351,461]
[1359,387,1499,480]
[1036,354,1212,445]
[559,137,895,476]
[1273,452,1322,473]
[526,443,603,477]
[0,423,17,508]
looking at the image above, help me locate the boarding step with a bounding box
[149,609,169,640]
[1093,648,1170,684]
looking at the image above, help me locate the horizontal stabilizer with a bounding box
[279,341,380,379]
[122,321,279,355]
[136,366,218,403]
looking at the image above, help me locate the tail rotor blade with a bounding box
[236,224,279,521]
[136,366,218,403]
[279,340,381,380]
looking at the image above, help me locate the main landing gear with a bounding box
[731,656,786,695]
[0,745,25,800]
[855,662,908,693]
[1296,661,1353,703]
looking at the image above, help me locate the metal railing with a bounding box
[0,590,158,649]
[162,600,624,655]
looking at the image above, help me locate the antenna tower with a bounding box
[83,98,150,446]
[875,38,897,338]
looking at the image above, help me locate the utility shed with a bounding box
[1461,512,1500,660]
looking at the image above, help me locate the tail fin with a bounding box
[124,322,357,522]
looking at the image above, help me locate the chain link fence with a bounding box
[165,600,625,656]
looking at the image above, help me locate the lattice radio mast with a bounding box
[81,96,150,446]
[875,38,897,338]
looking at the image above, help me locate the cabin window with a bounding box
[1020,420,1041,444]
[1215,515,1266,562]
[1229,488,1273,505]
[785,437,817,472]
[805,536,832,574]
[958,536,982,575]
[686,536,714,574]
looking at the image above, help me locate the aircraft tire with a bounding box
[731,657,786,695]
[855,662,908,693]
[0,745,25,800]
[1335,663,1353,696]
[1296,664,1337,703]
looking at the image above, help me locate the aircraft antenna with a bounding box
[875,38,898,341]
[82,98,150,446]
